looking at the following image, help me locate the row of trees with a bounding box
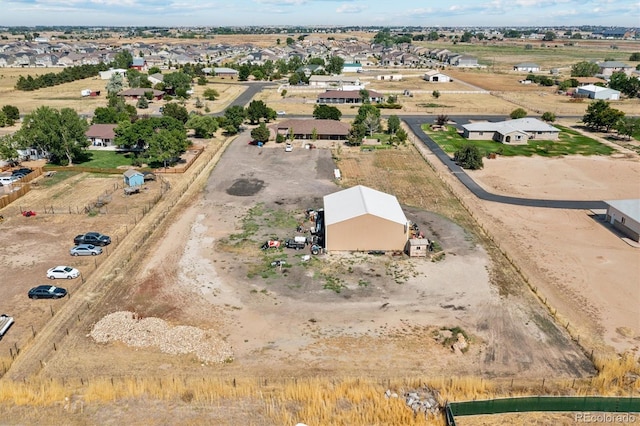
[15,63,109,91]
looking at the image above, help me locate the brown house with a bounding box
[86,124,117,147]
[118,88,164,100]
[272,119,350,140]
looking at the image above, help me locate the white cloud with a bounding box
[336,3,365,13]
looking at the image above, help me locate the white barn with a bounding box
[575,84,621,100]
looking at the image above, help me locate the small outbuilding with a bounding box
[323,185,410,252]
[605,199,640,242]
[406,238,430,257]
[123,169,144,187]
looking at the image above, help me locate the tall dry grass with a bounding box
[0,363,638,424]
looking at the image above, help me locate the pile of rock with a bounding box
[385,385,441,417]
[90,311,233,364]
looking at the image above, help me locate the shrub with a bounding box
[510,108,528,119]
[453,144,483,170]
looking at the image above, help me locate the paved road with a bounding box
[401,116,607,210]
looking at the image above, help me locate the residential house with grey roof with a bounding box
[462,118,560,144]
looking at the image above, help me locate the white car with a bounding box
[277,111,286,116]
[285,143,293,152]
[47,266,80,280]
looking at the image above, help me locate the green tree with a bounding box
[136,96,149,109]
[1,105,19,125]
[387,115,400,134]
[541,112,556,122]
[582,100,625,132]
[325,56,345,75]
[148,66,162,75]
[250,123,270,144]
[432,90,440,99]
[223,105,246,134]
[286,37,294,46]
[543,31,556,41]
[460,32,472,43]
[629,53,640,61]
[113,50,133,69]
[571,61,600,77]
[126,68,142,88]
[16,106,89,165]
[288,72,300,86]
[106,73,125,96]
[347,122,366,146]
[197,76,207,86]
[396,128,408,143]
[454,144,483,170]
[510,108,528,119]
[0,133,21,163]
[246,100,269,124]
[313,104,342,120]
[115,116,186,151]
[359,88,370,104]
[0,110,7,127]
[162,103,189,124]
[427,31,439,41]
[614,117,640,140]
[609,72,640,98]
[163,72,192,97]
[281,89,287,98]
[186,115,219,138]
[203,88,219,101]
[145,128,189,168]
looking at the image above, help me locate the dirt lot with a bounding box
[0,131,594,392]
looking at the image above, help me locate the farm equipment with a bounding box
[310,244,322,255]
[22,210,36,217]
[261,240,281,250]
[285,238,306,250]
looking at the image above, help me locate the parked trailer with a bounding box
[0,314,14,339]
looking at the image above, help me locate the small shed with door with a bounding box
[123,169,144,187]
[406,238,430,257]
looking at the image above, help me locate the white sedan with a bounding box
[47,266,80,280]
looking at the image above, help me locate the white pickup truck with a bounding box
[0,314,14,340]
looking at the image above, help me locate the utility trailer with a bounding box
[0,314,14,340]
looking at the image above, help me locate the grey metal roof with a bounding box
[463,118,559,134]
[605,199,640,222]
[323,185,408,226]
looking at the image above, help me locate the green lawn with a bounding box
[76,150,138,168]
[422,124,614,157]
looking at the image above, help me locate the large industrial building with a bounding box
[323,185,410,252]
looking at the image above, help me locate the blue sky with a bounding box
[2,0,638,27]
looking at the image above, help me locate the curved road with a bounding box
[401,116,607,210]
